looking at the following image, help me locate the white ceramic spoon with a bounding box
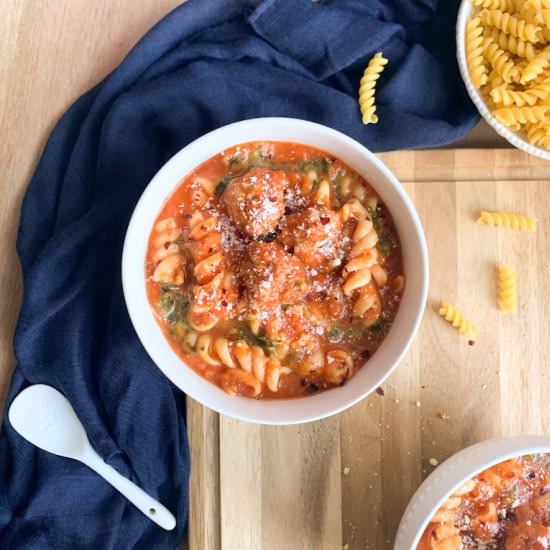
[8,384,176,531]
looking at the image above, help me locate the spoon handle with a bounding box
[81,446,176,531]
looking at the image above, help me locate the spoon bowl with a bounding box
[9,384,89,459]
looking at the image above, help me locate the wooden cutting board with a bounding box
[185,149,550,550]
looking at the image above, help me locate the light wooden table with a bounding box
[3,3,550,550]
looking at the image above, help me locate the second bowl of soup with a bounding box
[122,118,428,424]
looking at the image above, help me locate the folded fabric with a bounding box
[0,0,477,548]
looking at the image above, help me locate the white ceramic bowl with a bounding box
[456,0,550,160]
[122,117,428,425]
[395,435,550,549]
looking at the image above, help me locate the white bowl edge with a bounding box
[394,435,550,550]
[456,0,550,161]
[122,117,429,425]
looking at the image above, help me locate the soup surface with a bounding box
[145,141,404,398]
[417,454,550,550]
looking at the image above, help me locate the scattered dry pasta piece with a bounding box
[358,52,388,125]
[477,210,537,231]
[438,302,477,340]
[497,265,518,312]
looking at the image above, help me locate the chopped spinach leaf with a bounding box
[311,180,320,192]
[297,158,330,173]
[367,205,379,221]
[377,234,394,257]
[228,154,245,166]
[327,326,343,343]
[155,290,189,326]
[214,176,232,197]
[281,304,291,312]
[228,326,278,356]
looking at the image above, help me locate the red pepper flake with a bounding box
[375,387,385,396]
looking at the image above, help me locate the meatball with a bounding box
[278,207,343,270]
[243,241,308,312]
[223,167,287,238]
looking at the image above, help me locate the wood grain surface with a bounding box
[2,2,550,550]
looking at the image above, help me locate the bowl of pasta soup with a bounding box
[395,435,550,550]
[122,118,428,424]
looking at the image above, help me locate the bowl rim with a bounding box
[456,0,550,161]
[394,435,550,549]
[121,117,429,425]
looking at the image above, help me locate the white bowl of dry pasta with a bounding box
[395,435,550,550]
[457,0,550,160]
[122,118,428,425]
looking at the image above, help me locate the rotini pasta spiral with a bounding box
[187,212,233,331]
[439,303,477,340]
[490,79,550,105]
[485,27,536,58]
[196,334,283,394]
[493,105,549,126]
[521,46,550,82]
[527,0,550,10]
[477,210,537,231]
[497,265,518,312]
[150,217,185,285]
[340,206,386,324]
[479,9,542,42]
[473,0,513,9]
[190,176,215,207]
[466,18,490,87]
[324,349,354,385]
[358,52,388,125]
[483,37,521,82]
[527,120,550,146]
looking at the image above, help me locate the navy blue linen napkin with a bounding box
[0,0,477,548]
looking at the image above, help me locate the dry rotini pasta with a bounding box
[358,52,388,125]
[438,302,477,340]
[493,104,549,126]
[497,265,518,312]
[479,9,542,42]
[473,0,513,9]
[483,37,521,81]
[467,18,490,87]
[477,210,537,231]
[466,2,550,149]
[527,0,550,9]
[485,26,537,58]
[527,119,550,145]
